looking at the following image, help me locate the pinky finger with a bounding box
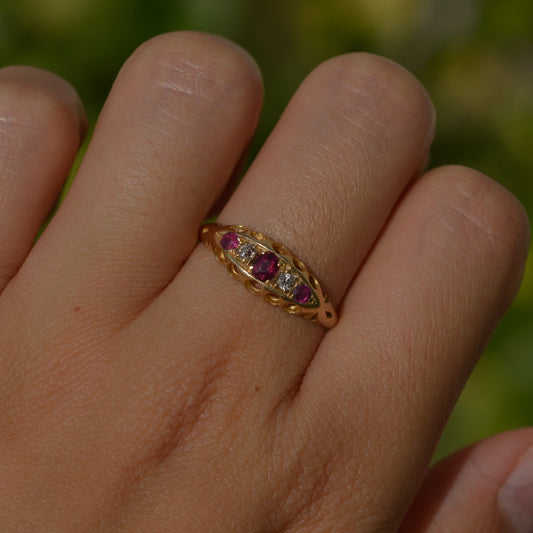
[400,428,533,532]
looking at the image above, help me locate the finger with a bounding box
[0,66,85,292]
[294,166,529,530]
[400,428,533,532]
[144,53,435,396]
[14,32,262,322]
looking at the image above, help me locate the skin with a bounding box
[0,31,530,532]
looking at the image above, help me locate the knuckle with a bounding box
[418,165,530,306]
[432,166,529,261]
[0,66,83,145]
[102,32,262,204]
[304,52,435,141]
[124,31,262,109]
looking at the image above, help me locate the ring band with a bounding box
[199,223,337,328]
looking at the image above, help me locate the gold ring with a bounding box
[199,223,337,328]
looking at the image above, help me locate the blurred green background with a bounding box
[1,0,532,460]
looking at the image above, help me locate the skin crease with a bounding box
[0,31,530,532]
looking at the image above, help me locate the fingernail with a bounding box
[498,446,533,532]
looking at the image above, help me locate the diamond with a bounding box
[220,232,239,250]
[252,252,279,281]
[238,243,256,261]
[277,272,296,291]
[293,284,312,304]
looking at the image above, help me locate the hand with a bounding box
[0,32,530,532]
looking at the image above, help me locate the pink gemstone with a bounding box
[252,252,279,281]
[220,232,239,250]
[293,284,311,304]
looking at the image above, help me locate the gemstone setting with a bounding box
[293,284,312,304]
[220,232,239,250]
[252,252,279,282]
[201,223,337,327]
[277,271,296,292]
[218,229,315,305]
[238,243,256,261]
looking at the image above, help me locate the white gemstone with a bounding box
[277,271,296,291]
[238,243,256,261]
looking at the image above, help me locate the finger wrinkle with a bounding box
[0,120,19,180]
[0,109,30,140]
[149,56,248,108]
[447,187,522,259]
[129,57,252,148]
[432,172,528,266]
[319,54,433,138]
[144,115,190,145]
[443,200,502,257]
[150,101,191,128]
[154,70,219,106]
[316,85,385,148]
[322,111,369,153]
[332,86,384,134]
[334,78,381,114]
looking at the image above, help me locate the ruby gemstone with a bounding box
[220,232,239,250]
[252,252,279,281]
[293,284,312,304]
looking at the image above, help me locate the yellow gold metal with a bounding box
[199,223,338,328]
